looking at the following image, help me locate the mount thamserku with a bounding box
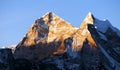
[0,12,120,70]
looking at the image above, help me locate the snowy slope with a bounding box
[94,18,120,36]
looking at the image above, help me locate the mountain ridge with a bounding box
[0,12,120,70]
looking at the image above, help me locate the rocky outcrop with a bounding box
[0,48,14,70]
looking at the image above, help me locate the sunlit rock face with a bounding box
[13,12,78,63]
[72,12,97,51]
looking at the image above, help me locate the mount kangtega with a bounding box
[0,12,120,70]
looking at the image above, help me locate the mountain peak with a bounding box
[88,12,92,17]
[42,12,58,19]
[79,12,94,29]
[85,12,94,24]
[42,12,53,17]
[13,12,78,62]
[76,12,97,48]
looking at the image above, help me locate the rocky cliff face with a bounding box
[1,12,120,70]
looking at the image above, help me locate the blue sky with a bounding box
[0,0,120,47]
